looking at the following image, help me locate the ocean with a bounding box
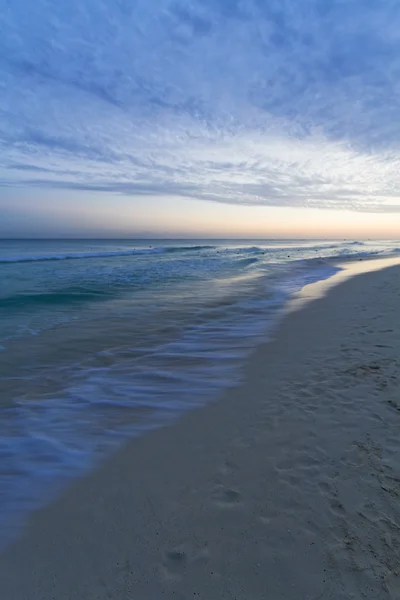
[0,238,399,546]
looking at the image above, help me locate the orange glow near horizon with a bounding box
[2,191,400,239]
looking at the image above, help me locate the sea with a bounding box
[0,238,399,546]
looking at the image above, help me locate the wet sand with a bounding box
[1,260,400,599]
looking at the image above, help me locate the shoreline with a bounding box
[2,260,400,598]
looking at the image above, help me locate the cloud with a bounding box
[1,0,400,212]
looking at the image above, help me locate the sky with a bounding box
[1,0,400,238]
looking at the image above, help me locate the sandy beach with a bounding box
[1,260,400,599]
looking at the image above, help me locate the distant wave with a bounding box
[228,241,366,256]
[0,245,215,264]
[0,288,111,310]
[227,246,266,255]
[334,247,383,259]
[164,245,215,253]
[236,256,260,267]
[295,241,365,253]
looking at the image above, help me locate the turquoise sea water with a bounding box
[0,238,399,546]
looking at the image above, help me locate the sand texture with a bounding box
[1,264,400,599]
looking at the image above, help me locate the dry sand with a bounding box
[2,261,400,599]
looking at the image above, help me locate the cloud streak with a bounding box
[1,0,400,212]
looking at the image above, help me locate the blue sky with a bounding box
[1,0,400,237]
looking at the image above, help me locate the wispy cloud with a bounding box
[1,0,400,211]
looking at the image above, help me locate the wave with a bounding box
[0,244,215,264]
[228,241,367,256]
[0,288,111,310]
[333,247,391,260]
[236,256,260,267]
[226,246,266,255]
[0,249,160,264]
[295,241,365,253]
[164,245,215,253]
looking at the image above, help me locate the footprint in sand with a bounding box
[161,548,188,581]
[329,498,346,516]
[211,484,242,508]
[387,398,400,413]
[385,572,400,599]
[160,545,210,582]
